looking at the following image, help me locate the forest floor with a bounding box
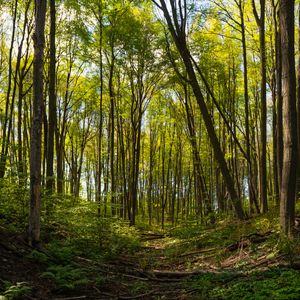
[1,214,300,299]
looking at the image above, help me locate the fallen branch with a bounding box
[54,296,86,300]
[151,270,209,278]
[141,236,166,241]
[226,232,272,252]
[148,277,184,282]
[140,233,165,237]
[93,286,118,299]
[118,289,158,299]
[179,248,216,257]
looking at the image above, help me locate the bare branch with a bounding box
[151,0,162,10]
[251,0,261,25]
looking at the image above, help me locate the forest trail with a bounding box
[82,232,206,299]
[69,228,289,299]
[0,227,205,299]
[79,225,300,299]
[1,224,299,299]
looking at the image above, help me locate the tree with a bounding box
[270,0,282,205]
[154,0,245,220]
[29,0,47,247]
[279,0,297,236]
[252,0,267,213]
[238,0,259,213]
[0,0,18,178]
[46,0,57,193]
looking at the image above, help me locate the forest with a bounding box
[1,0,300,299]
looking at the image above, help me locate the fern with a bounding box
[2,282,31,300]
[41,264,90,290]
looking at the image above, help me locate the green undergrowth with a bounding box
[0,281,32,300]
[28,201,141,291]
[189,267,300,299]
[165,210,279,253]
[29,240,92,291]
[145,209,300,271]
[0,178,29,231]
[44,200,141,258]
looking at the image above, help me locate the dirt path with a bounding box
[0,228,201,299]
[75,233,201,299]
[0,227,291,299]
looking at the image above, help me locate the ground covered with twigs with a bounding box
[1,211,300,299]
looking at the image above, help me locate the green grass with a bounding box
[208,268,300,300]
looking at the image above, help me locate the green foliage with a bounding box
[187,268,300,300]
[94,275,107,286]
[0,282,31,300]
[169,223,206,240]
[46,202,141,258]
[212,268,300,300]
[277,237,300,264]
[41,265,90,290]
[0,179,29,230]
[29,240,78,266]
[107,221,140,257]
[130,281,150,295]
[47,241,77,264]
[29,240,90,291]
[188,273,218,299]
[30,207,140,290]
[28,250,49,264]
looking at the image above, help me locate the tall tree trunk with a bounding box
[96,1,103,217]
[279,0,297,236]
[0,0,18,178]
[276,10,283,197]
[46,0,56,193]
[181,84,208,219]
[108,56,116,216]
[271,0,280,205]
[252,0,268,213]
[29,0,47,247]
[160,129,166,229]
[56,65,72,194]
[147,126,157,226]
[239,0,259,214]
[17,0,31,182]
[297,3,300,198]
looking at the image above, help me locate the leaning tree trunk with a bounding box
[29,0,47,247]
[279,0,297,236]
[156,0,245,220]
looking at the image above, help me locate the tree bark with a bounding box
[297,2,300,198]
[239,0,259,214]
[96,1,104,217]
[46,0,57,193]
[0,0,18,178]
[271,0,280,205]
[276,10,283,197]
[252,0,268,213]
[29,0,47,247]
[279,0,297,236]
[108,54,116,216]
